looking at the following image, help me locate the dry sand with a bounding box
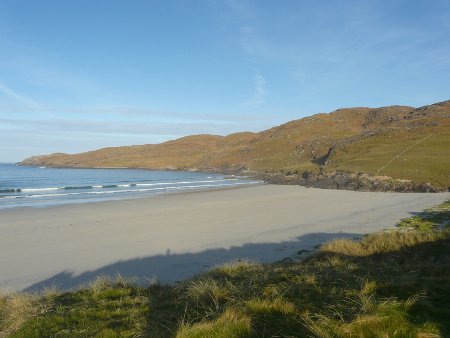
[0,185,448,291]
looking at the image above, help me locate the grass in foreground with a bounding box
[1,201,449,337]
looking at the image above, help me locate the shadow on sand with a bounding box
[25,231,361,292]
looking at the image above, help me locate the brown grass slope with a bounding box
[20,100,450,188]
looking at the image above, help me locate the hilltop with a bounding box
[20,100,450,191]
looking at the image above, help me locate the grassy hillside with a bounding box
[2,200,449,337]
[326,129,450,187]
[20,100,450,188]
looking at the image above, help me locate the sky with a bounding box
[0,0,449,162]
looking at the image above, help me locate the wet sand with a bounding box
[0,185,447,291]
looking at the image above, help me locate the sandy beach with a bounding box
[0,185,448,291]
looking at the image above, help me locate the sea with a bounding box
[0,163,262,209]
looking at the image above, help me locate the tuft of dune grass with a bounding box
[184,277,235,311]
[0,288,56,337]
[88,273,138,293]
[212,260,263,278]
[320,230,444,256]
[176,308,252,338]
[7,276,149,337]
[301,294,441,338]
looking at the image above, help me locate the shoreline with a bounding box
[0,185,448,291]
[0,182,264,211]
[17,163,448,193]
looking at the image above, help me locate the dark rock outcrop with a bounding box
[262,170,444,193]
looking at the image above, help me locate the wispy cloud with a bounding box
[0,82,23,101]
[0,117,252,137]
[245,72,266,106]
[0,100,268,124]
[223,0,263,58]
[0,81,42,110]
[224,0,256,19]
[0,36,106,110]
[51,106,265,123]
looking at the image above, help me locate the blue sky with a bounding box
[1,0,449,162]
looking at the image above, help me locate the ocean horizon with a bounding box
[0,163,261,209]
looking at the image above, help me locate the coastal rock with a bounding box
[262,170,445,193]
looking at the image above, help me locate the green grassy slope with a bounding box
[2,200,449,337]
[327,129,450,187]
[20,100,450,188]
